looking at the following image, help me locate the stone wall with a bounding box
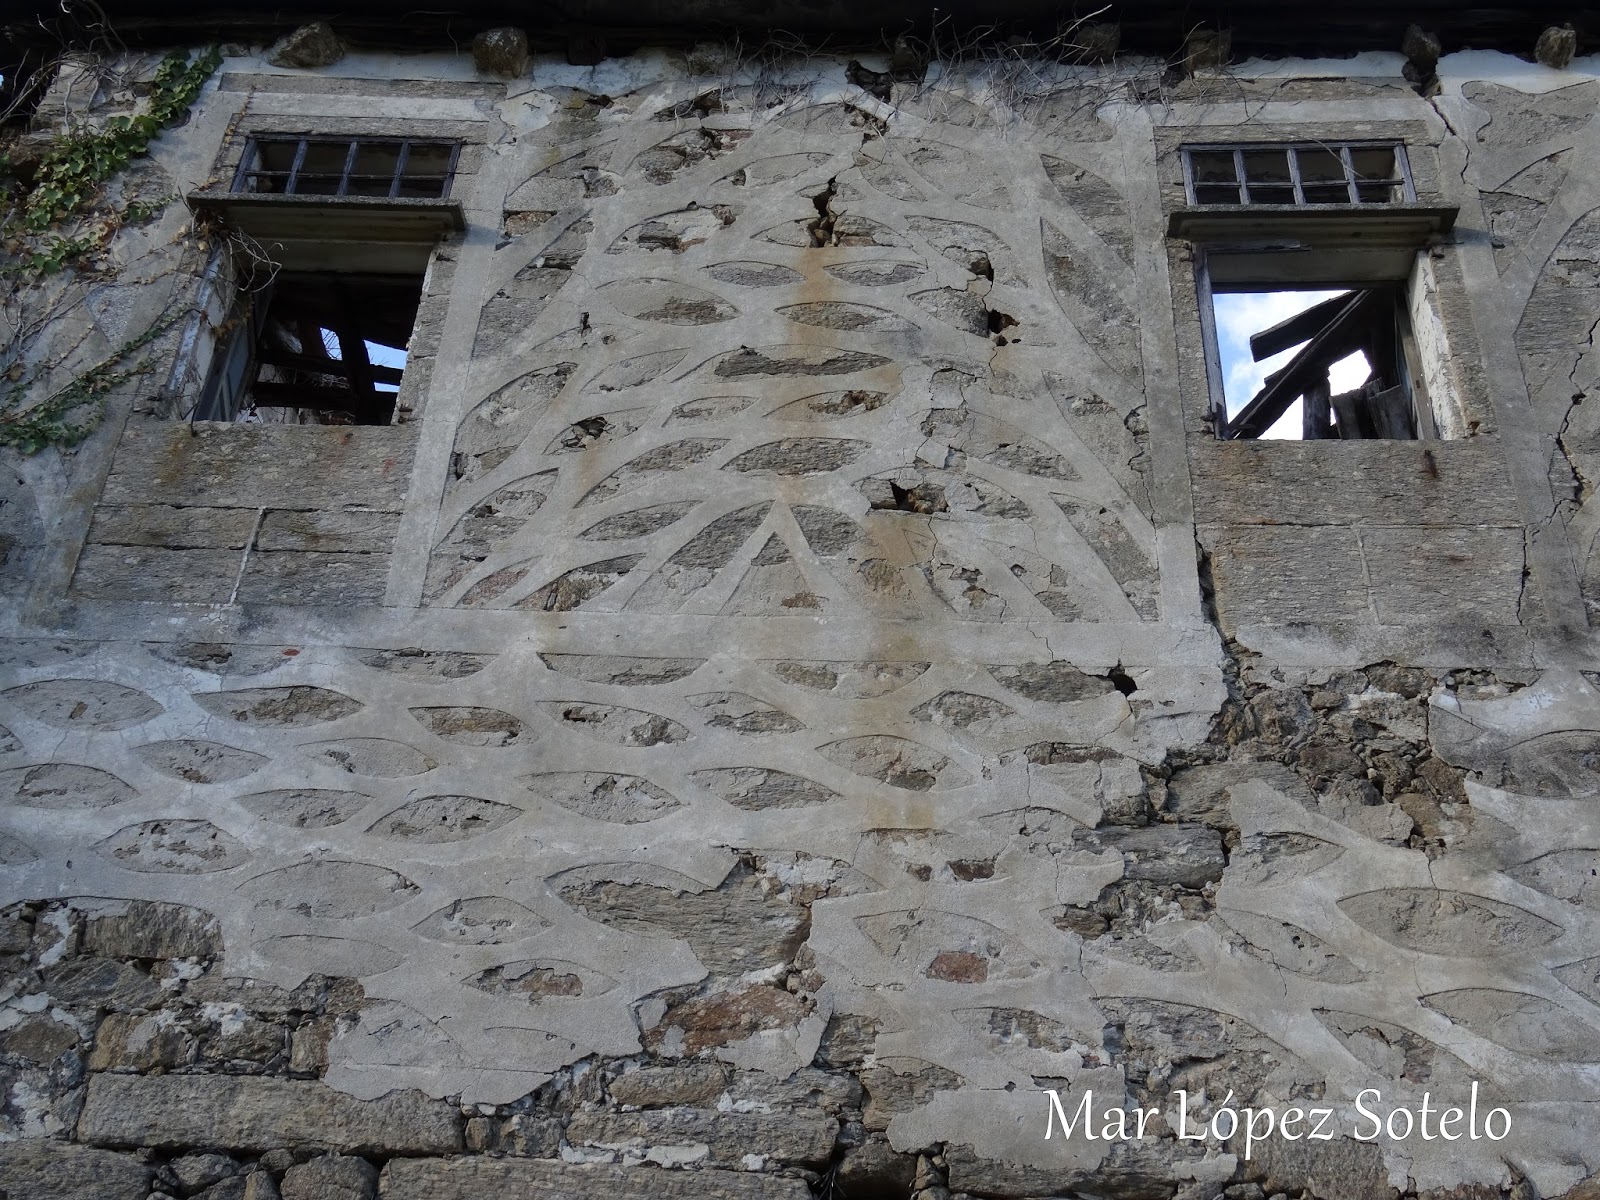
[2,36,1600,1200]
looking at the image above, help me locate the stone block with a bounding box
[171,1152,240,1193]
[254,509,397,554]
[382,1159,813,1200]
[565,1107,837,1168]
[1085,824,1226,887]
[609,1063,728,1107]
[87,505,258,549]
[101,425,414,512]
[71,545,241,603]
[1204,524,1369,627]
[1189,440,1521,528]
[0,1140,151,1200]
[839,1138,916,1195]
[267,21,346,69]
[83,900,223,960]
[77,1075,461,1155]
[499,1113,563,1156]
[473,27,529,76]
[1239,1134,1397,1200]
[1360,525,1524,625]
[280,1154,377,1200]
[236,551,390,606]
[1536,24,1578,68]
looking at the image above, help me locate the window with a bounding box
[187,132,468,426]
[232,136,460,199]
[1182,141,1416,208]
[1170,139,1458,441]
[1209,284,1432,440]
[195,273,422,425]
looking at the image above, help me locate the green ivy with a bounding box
[0,311,183,454]
[1,47,220,451]
[13,47,221,234]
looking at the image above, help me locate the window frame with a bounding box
[230,135,463,200]
[1196,258,1441,441]
[1180,140,1418,208]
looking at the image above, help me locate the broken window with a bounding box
[196,272,423,425]
[232,136,460,199]
[1183,141,1415,207]
[187,132,468,426]
[1211,285,1433,440]
[1170,139,1460,441]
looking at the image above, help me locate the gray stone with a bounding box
[566,1107,836,1167]
[267,21,346,69]
[839,1138,917,1195]
[383,1160,812,1200]
[473,27,529,76]
[498,1113,563,1156]
[280,1155,377,1200]
[87,504,257,548]
[1084,824,1227,888]
[237,552,390,606]
[254,509,396,555]
[169,1152,240,1192]
[101,425,413,511]
[0,1140,151,1200]
[1535,24,1578,69]
[83,900,223,959]
[609,1062,729,1107]
[77,1075,461,1155]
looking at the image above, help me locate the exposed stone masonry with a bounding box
[3,25,1600,1200]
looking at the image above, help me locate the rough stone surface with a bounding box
[77,1075,461,1154]
[383,1160,814,1200]
[2,37,1598,1200]
[267,21,346,68]
[472,27,529,77]
[0,1140,151,1200]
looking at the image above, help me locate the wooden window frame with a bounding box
[1181,140,1417,208]
[231,135,462,200]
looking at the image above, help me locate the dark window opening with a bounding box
[233,136,460,199]
[1213,285,1426,440]
[1184,142,1414,208]
[197,273,424,425]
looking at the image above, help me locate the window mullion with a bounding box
[287,140,309,195]
[391,141,412,199]
[1288,147,1307,206]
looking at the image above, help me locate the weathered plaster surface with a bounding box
[1,41,1600,1200]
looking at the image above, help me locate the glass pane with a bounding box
[1241,149,1293,204]
[255,141,300,172]
[348,143,402,195]
[301,141,351,175]
[242,172,290,194]
[293,174,343,196]
[1349,147,1402,204]
[399,144,453,198]
[345,175,394,197]
[1295,146,1349,204]
[1194,183,1239,204]
[396,176,448,199]
[405,144,453,177]
[1189,150,1238,203]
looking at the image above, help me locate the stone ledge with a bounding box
[0,1139,152,1200]
[77,1074,462,1156]
[382,1159,815,1200]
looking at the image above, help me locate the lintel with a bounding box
[1167,204,1458,245]
[188,192,466,246]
